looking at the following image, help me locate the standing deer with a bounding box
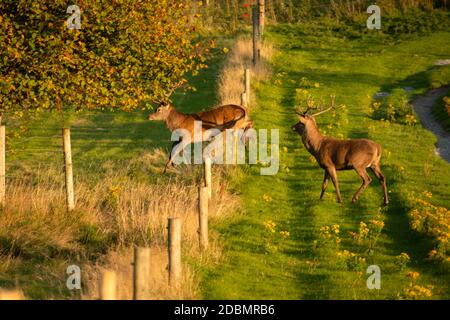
[291,96,388,205]
[148,102,253,172]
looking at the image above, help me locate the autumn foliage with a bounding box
[0,0,208,117]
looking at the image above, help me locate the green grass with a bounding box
[201,26,450,299]
[2,25,450,300]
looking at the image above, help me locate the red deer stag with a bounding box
[291,96,388,205]
[148,102,253,172]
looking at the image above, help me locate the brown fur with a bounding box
[148,102,253,172]
[149,103,251,133]
[292,115,388,205]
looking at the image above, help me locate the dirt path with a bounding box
[411,87,450,162]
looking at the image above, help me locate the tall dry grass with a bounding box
[0,149,239,299]
[82,246,201,300]
[217,37,273,107]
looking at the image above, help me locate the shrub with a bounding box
[394,252,411,271]
[370,88,417,125]
[382,10,450,37]
[316,224,342,249]
[0,0,208,120]
[400,271,433,300]
[336,250,366,272]
[428,65,450,89]
[408,192,450,262]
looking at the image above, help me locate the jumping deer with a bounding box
[148,102,253,172]
[291,96,388,205]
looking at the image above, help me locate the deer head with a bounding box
[291,115,316,135]
[148,102,173,121]
[148,79,187,121]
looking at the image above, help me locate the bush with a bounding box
[428,65,450,89]
[383,10,450,37]
[370,88,417,125]
[408,192,450,262]
[0,0,208,120]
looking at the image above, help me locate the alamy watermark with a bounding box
[367,4,381,30]
[169,121,279,175]
[67,5,81,30]
[366,265,381,289]
[66,264,81,290]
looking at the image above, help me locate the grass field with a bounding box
[201,26,450,299]
[1,25,449,299]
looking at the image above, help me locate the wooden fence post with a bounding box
[204,157,212,199]
[258,0,265,36]
[233,129,238,165]
[168,217,181,287]
[252,6,260,66]
[0,126,5,207]
[198,187,209,251]
[100,270,117,300]
[133,247,151,300]
[241,92,247,108]
[245,68,250,105]
[62,128,75,212]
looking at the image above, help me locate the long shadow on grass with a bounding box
[275,74,336,299]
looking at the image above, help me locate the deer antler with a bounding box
[295,95,316,116]
[165,79,187,99]
[310,95,335,117]
[150,80,188,106]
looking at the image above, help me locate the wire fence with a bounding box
[4,120,165,182]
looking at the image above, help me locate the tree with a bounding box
[0,0,208,120]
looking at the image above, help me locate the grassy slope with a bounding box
[202,27,450,299]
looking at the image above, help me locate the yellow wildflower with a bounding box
[331,224,340,234]
[263,220,276,233]
[406,271,420,280]
[280,230,290,238]
[421,191,433,198]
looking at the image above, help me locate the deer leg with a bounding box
[370,165,389,205]
[167,139,181,164]
[163,139,180,173]
[319,171,330,199]
[326,166,342,203]
[352,167,372,203]
[164,138,190,173]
